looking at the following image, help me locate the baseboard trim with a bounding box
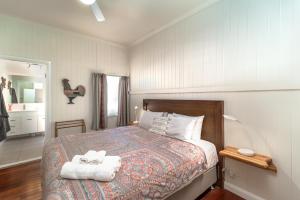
[0,157,42,170]
[225,182,265,200]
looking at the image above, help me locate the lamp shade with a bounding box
[223,115,239,121]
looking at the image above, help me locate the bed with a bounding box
[42,99,224,200]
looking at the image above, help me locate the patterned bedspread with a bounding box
[42,126,208,200]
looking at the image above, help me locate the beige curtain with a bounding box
[91,73,107,130]
[117,76,129,126]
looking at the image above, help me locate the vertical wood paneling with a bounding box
[130,0,298,92]
[129,0,299,199]
[0,15,129,134]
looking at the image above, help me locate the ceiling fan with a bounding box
[79,0,105,22]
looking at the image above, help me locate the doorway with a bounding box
[0,56,51,168]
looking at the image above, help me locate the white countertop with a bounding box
[8,110,38,113]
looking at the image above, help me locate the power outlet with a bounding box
[224,168,236,179]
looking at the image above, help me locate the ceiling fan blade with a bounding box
[90,2,105,22]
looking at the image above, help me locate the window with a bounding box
[107,76,120,117]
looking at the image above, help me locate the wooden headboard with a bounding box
[143,99,224,187]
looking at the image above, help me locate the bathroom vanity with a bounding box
[7,110,45,137]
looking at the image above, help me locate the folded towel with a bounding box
[72,155,121,171]
[60,162,116,182]
[71,155,85,164]
[77,150,106,165]
[102,156,122,172]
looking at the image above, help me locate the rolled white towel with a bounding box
[71,155,84,164]
[102,156,122,172]
[60,162,116,182]
[78,150,106,165]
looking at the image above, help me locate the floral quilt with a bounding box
[42,126,207,200]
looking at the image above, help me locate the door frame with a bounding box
[0,54,52,142]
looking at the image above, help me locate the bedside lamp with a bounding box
[133,106,139,124]
[223,115,255,157]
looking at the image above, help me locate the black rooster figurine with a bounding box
[62,79,86,104]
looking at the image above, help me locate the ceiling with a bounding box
[0,0,210,46]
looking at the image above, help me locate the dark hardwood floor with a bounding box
[200,188,244,200]
[0,161,243,200]
[0,160,42,200]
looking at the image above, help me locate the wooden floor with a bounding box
[200,188,244,200]
[0,161,243,200]
[0,160,42,200]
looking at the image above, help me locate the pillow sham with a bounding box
[149,116,169,135]
[166,115,197,141]
[172,113,204,143]
[139,110,164,130]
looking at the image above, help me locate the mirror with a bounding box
[6,75,45,103]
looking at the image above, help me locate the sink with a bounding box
[7,103,44,113]
[8,110,36,113]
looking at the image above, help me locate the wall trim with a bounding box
[225,182,265,200]
[130,84,300,95]
[130,0,221,47]
[0,157,42,170]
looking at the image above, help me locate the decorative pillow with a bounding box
[166,115,197,141]
[173,113,204,143]
[162,112,169,117]
[149,117,169,135]
[139,110,164,130]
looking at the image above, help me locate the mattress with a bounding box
[166,166,217,200]
[42,126,218,200]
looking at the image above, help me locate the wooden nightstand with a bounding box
[220,146,277,172]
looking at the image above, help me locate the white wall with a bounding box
[130,0,300,199]
[0,15,129,136]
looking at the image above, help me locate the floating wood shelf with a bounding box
[220,146,277,173]
[129,121,139,126]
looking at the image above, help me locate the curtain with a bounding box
[0,87,10,141]
[91,73,107,130]
[117,76,130,126]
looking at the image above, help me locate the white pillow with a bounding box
[166,115,196,141]
[149,117,169,135]
[173,113,204,143]
[139,110,164,130]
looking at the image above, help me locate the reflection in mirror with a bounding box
[8,80,18,103]
[7,75,45,104]
[0,76,6,90]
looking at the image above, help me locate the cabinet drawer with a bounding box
[9,117,22,135]
[22,115,38,134]
[9,116,21,125]
[7,125,20,136]
[7,131,17,136]
[10,124,18,131]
